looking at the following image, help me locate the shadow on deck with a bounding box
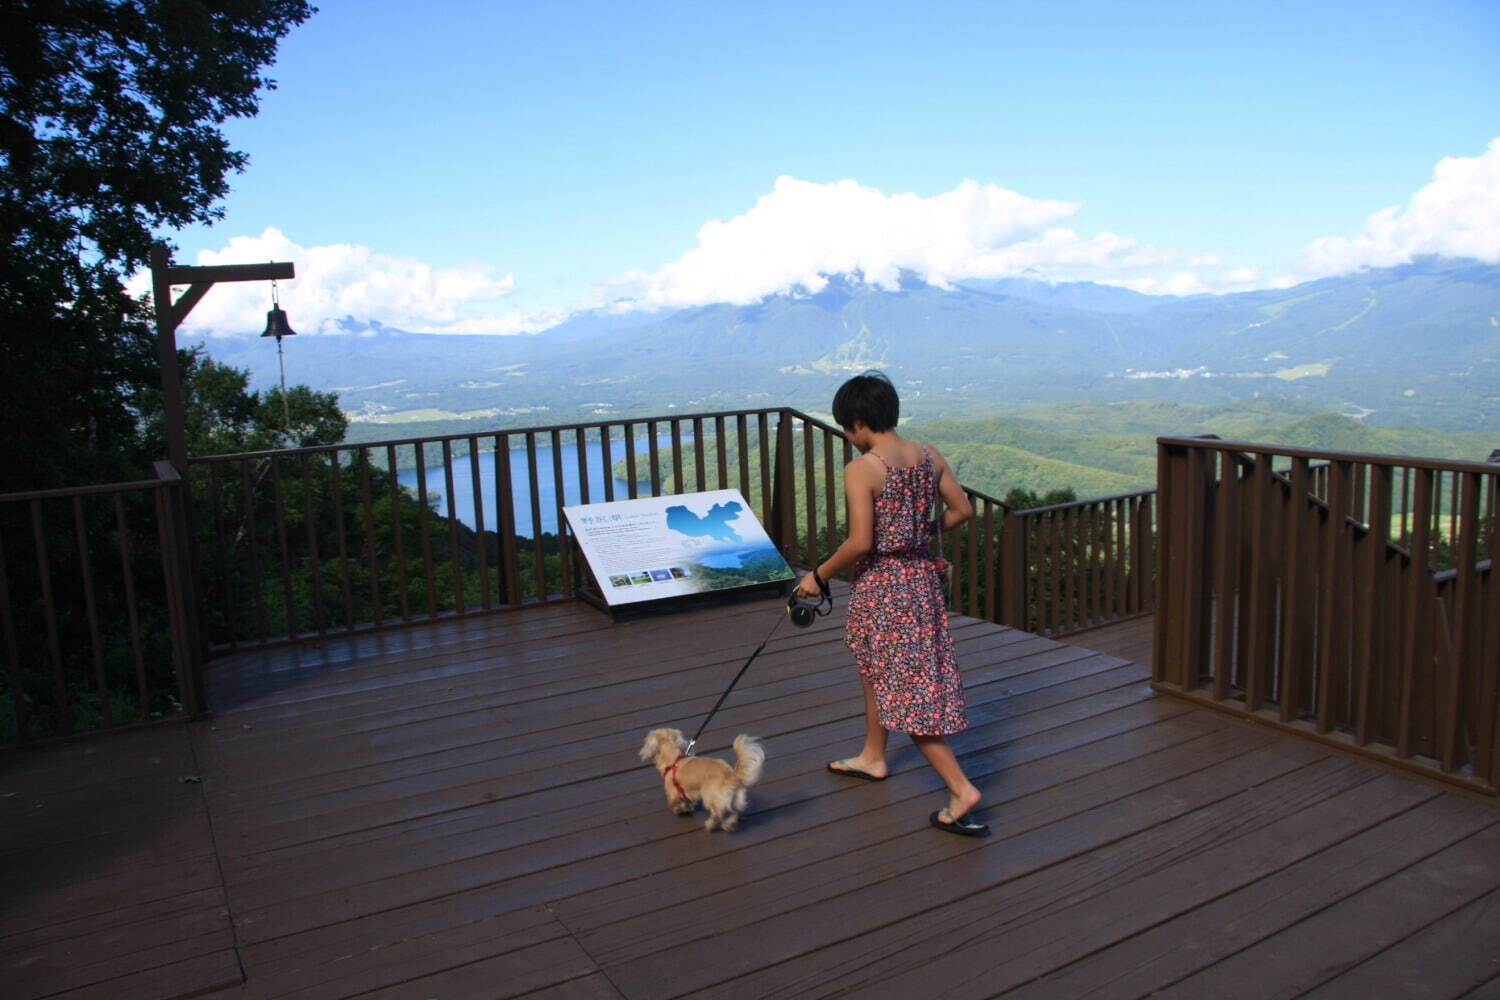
[5,598,1499,999]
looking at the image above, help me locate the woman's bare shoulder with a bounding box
[844,452,885,491]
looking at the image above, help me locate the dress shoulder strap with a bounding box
[867,450,893,470]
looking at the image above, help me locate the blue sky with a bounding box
[165,0,1500,336]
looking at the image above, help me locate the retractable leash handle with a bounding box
[786,568,833,627]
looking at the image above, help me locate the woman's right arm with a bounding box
[795,454,880,595]
[929,444,973,530]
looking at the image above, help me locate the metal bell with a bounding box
[260,305,298,340]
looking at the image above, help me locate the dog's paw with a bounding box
[720,814,739,832]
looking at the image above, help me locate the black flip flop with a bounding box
[827,759,885,781]
[930,808,989,837]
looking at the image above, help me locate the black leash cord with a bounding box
[684,600,790,755]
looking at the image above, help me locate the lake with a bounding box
[395,433,690,537]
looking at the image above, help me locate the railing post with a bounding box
[153,462,206,716]
[1155,440,1209,690]
[768,412,797,562]
[1152,443,1176,686]
[1483,551,1500,785]
[1443,472,1481,771]
[997,510,1028,629]
[1243,452,1276,712]
[1481,461,1500,786]
[1132,493,1154,615]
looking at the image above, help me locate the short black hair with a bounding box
[831,370,899,432]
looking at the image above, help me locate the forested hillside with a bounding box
[917,400,1499,499]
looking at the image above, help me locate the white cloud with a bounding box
[143,141,1500,335]
[1300,137,1500,276]
[136,228,559,336]
[596,176,1268,309]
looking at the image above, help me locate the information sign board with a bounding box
[563,489,794,607]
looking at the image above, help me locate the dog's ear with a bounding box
[639,731,659,762]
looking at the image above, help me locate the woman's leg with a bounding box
[860,677,888,765]
[831,676,889,778]
[911,734,981,819]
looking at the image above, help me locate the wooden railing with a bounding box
[187,408,799,648]
[1154,436,1500,794]
[997,490,1156,636]
[183,408,1020,649]
[17,404,1479,779]
[0,403,1173,748]
[0,463,202,745]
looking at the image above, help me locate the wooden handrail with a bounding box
[188,405,797,464]
[1152,436,1499,795]
[1008,488,1155,518]
[1158,435,1500,476]
[0,475,173,503]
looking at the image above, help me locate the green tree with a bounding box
[137,347,346,456]
[0,0,315,491]
[1004,486,1078,510]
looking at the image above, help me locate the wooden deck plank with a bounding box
[1002,793,1500,1000]
[743,771,1441,999]
[1301,885,1500,1000]
[553,706,1216,936]
[205,633,1109,880]
[222,664,1156,947]
[231,705,1191,997]
[596,742,1331,997]
[222,699,1187,987]
[204,600,859,723]
[204,605,807,722]
[7,598,1497,1000]
[197,621,1026,826]
[572,722,1264,971]
[1,722,240,1000]
[194,615,893,786]
[515,973,627,999]
[355,936,603,1000]
[206,639,1112,852]
[1061,614,1155,666]
[1150,824,1500,999]
[44,951,243,1000]
[196,616,1016,773]
[203,633,1025,832]
[9,924,239,1000]
[213,682,1116,908]
[237,904,573,1000]
[1462,975,1500,999]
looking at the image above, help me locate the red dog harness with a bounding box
[664,754,691,805]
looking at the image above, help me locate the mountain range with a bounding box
[193,256,1500,435]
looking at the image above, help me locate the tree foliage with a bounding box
[136,347,347,455]
[0,0,315,491]
[1003,486,1078,510]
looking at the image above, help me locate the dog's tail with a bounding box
[731,734,765,788]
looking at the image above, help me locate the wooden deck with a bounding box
[5,596,1500,999]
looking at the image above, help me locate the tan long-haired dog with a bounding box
[638,728,765,832]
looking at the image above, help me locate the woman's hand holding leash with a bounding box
[794,567,827,599]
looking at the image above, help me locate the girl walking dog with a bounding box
[794,371,988,836]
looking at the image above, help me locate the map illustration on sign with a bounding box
[564,490,794,607]
[665,500,743,542]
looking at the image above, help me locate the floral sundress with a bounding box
[844,446,967,736]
